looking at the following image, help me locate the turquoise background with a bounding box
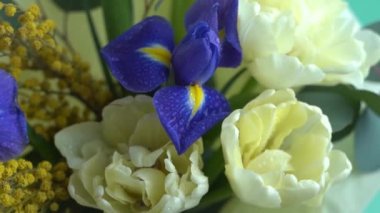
[348,1,380,212]
[348,0,380,25]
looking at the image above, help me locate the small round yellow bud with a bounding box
[24,203,39,213]
[4,4,17,17]
[38,161,52,171]
[50,202,59,212]
[0,193,15,207]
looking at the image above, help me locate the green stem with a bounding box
[84,0,118,98]
[221,68,246,95]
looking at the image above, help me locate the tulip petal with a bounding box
[101,16,174,93]
[154,85,230,154]
[185,0,242,67]
[0,70,28,161]
[172,22,220,85]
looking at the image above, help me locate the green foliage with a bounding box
[366,22,380,81]
[355,108,380,172]
[298,84,380,141]
[101,0,133,41]
[297,86,361,141]
[171,0,194,43]
[27,124,60,163]
[53,0,101,11]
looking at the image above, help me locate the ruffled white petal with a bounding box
[221,89,352,208]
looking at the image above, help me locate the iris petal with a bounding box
[0,70,28,161]
[185,0,242,67]
[101,16,175,93]
[153,85,230,154]
[172,22,220,85]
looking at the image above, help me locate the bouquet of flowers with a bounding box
[1,0,380,212]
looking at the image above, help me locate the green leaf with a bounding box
[355,108,380,172]
[335,85,380,115]
[297,86,361,141]
[101,0,133,41]
[84,1,118,98]
[53,0,101,11]
[171,0,194,43]
[298,84,380,141]
[355,90,380,114]
[28,124,60,163]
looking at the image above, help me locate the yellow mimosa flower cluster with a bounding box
[0,2,112,140]
[0,159,70,213]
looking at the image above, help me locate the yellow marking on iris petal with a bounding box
[189,84,205,115]
[139,44,171,67]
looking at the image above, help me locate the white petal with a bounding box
[225,165,282,208]
[356,29,380,75]
[54,122,104,169]
[250,54,325,88]
[129,146,163,168]
[68,173,98,209]
[129,113,169,150]
[221,197,321,213]
[327,150,352,182]
[101,95,154,146]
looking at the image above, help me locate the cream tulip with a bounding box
[55,95,208,213]
[221,89,351,208]
[238,0,380,88]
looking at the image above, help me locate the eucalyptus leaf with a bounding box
[355,108,380,172]
[337,85,380,115]
[297,87,360,141]
[53,0,101,11]
[366,21,380,82]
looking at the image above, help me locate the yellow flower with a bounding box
[238,0,380,88]
[55,95,208,213]
[220,89,351,208]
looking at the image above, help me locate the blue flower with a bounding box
[102,16,232,154]
[185,0,242,67]
[0,70,28,161]
[102,16,174,93]
[173,21,221,85]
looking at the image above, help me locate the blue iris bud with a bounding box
[186,0,241,67]
[172,22,220,86]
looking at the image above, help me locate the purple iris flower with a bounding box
[0,70,28,161]
[185,0,242,67]
[102,16,230,154]
[173,21,221,86]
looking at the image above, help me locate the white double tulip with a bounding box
[238,0,380,88]
[221,89,352,208]
[55,95,208,213]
